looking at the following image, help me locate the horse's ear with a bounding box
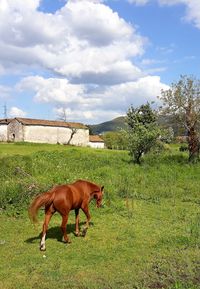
[101,186,104,192]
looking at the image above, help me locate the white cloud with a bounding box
[54,107,119,123]
[17,75,168,123]
[68,0,104,3]
[9,106,27,117]
[0,0,41,12]
[17,76,86,104]
[65,0,133,46]
[99,76,169,112]
[158,0,200,29]
[182,0,200,29]
[128,0,149,5]
[0,64,6,75]
[140,58,167,72]
[0,85,11,99]
[1,0,171,123]
[128,0,200,30]
[0,0,146,85]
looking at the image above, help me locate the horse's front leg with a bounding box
[61,214,71,244]
[81,205,91,237]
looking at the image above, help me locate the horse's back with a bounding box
[71,179,89,190]
[72,179,99,192]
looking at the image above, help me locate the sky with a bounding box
[0,0,200,124]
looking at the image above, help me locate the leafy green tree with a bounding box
[159,75,200,162]
[126,102,160,164]
[127,103,156,128]
[103,131,128,150]
[160,127,174,144]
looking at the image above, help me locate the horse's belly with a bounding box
[70,201,82,210]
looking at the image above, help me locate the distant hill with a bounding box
[88,116,127,134]
[89,115,185,136]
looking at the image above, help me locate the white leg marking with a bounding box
[40,233,46,250]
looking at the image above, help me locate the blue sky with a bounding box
[0,0,200,124]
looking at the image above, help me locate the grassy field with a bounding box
[0,143,199,289]
[0,142,69,156]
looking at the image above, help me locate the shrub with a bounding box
[179,144,188,152]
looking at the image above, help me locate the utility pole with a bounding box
[3,104,8,119]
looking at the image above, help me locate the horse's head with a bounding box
[94,186,104,208]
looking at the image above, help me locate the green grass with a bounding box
[0,142,200,289]
[0,142,69,156]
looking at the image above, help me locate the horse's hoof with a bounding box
[82,228,87,237]
[40,246,46,251]
[62,237,71,244]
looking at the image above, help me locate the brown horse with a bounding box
[29,179,104,251]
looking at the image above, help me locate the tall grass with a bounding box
[0,143,199,212]
[0,143,200,289]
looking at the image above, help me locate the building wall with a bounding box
[89,142,105,149]
[7,119,24,142]
[0,125,7,141]
[67,128,89,146]
[5,119,89,146]
[23,125,89,146]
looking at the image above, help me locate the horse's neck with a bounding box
[90,183,99,195]
[88,183,99,197]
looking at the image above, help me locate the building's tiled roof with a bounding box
[0,118,13,124]
[89,135,104,143]
[12,117,88,129]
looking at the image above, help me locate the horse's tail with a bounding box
[28,191,55,223]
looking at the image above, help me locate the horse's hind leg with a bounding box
[75,208,80,236]
[40,206,55,251]
[40,209,54,251]
[61,214,71,244]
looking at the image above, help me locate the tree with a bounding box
[126,102,160,164]
[67,128,77,145]
[160,127,174,144]
[103,131,128,150]
[127,103,156,128]
[159,75,200,162]
[57,107,67,122]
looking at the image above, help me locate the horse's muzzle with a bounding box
[96,203,103,208]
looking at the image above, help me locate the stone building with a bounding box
[0,117,89,146]
[89,135,105,149]
[0,118,11,142]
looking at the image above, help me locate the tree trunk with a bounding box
[188,127,199,162]
[67,129,77,145]
[186,103,199,162]
[134,151,142,164]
